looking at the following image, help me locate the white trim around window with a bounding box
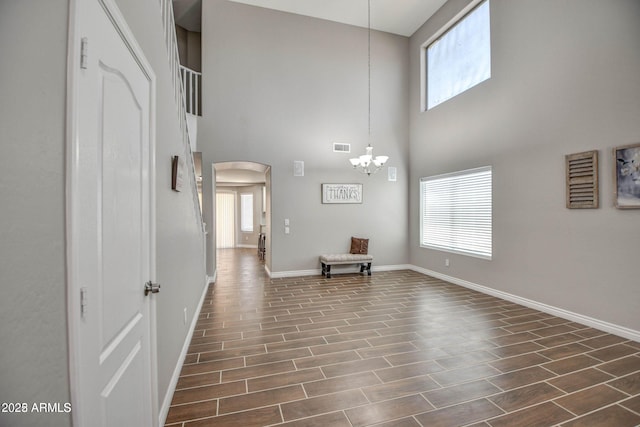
[420,166,492,260]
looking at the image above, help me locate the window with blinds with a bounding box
[240,193,254,232]
[420,166,492,259]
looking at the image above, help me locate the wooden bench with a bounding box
[319,254,373,278]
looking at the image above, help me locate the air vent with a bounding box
[333,143,351,153]
[566,150,599,209]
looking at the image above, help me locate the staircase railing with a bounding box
[158,0,203,229]
[180,65,201,116]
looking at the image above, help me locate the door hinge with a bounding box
[80,287,88,318]
[80,37,88,69]
[144,281,161,296]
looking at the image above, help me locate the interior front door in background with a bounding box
[69,0,157,425]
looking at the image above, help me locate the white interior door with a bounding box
[68,0,157,426]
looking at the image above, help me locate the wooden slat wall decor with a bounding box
[566,150,599,208]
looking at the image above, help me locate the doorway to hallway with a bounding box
[213,162,271,270]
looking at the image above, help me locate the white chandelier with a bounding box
[349,0,389,175]
[350,144,388,175]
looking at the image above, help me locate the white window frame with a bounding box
[420,0,491,111]
[240,193,253,233]
[420,166,492,260]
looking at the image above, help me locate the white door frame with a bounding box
[65,0,158,425]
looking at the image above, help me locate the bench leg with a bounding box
[321,263,332,278]
[359,263,372,275]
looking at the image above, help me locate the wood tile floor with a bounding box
[165,248,640,427]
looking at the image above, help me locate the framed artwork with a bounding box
[565,150,598,209]
[321,183,362,204]
[171,155,185,192]
[614,143,640,209]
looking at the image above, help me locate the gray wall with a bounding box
[0,1,207,426]
[200,0,410,274]
[0,1,72,426]
[409,0,640,332]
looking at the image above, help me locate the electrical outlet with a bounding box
[183,307,187,325]
[445,258,450,267]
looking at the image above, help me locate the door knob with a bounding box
[144,281,161,296]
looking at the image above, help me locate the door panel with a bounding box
[69,0,156,426]
[99,65,144,352]
[101,342,146,426]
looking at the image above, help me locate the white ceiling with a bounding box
[228,0,447,36]
[174,0,447,37]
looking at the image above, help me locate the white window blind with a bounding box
[240,193,253,232]
[426,0,491,110]
[420,166,492,259]
[216,192,235,248]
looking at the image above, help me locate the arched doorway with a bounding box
[213,161,271,271]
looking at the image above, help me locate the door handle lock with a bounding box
[144,281,161,296]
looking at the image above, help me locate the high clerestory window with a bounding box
[423,0,491,110]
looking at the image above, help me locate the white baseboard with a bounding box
[269,264,412,279]
[270,269,319,278]
[375,264,414,272]
[158,276,210,426]
[207,269,216,285]
[410,266,640,343]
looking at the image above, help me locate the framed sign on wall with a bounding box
[321,183,362,204]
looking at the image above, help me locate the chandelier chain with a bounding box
[348,0,389,175]
[368,0,371,142]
